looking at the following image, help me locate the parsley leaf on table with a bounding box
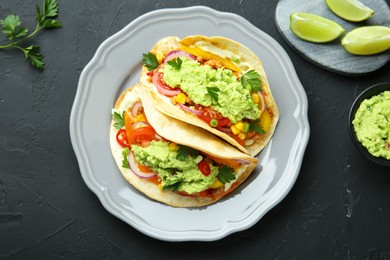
[0,0,62,70]
[241,70,262,91]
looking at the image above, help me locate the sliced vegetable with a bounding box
[152,70,181,97]
[163,50,196,63]
[128,152,156,178]
[128,125,157,146]
[116,129,129,148]
[198,160,211,176]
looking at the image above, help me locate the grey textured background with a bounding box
[1,0,390,259]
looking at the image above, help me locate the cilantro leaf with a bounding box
[121,148,130,169]
[241,70,262,91]
[0,15,28,40]
[22,45,44,70]
[167,57,182,70]
[249,119,265,134]
[176,145,199,160]
[0,0,62,70]
[142,52,159,71]
[113,111,125,130]
[206,87,219,103]
[162,181,181,192]
[43,0,59,18]
[217,166,236,184]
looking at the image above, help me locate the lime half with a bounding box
[290,12,345,43]
[325,0,374,22]
[341,26,390,55]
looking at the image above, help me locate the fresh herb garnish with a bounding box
[217,166,236,184]
[241,70,262,91]
[142,52,159,71]
[113,111,125,130]
[249,119,265,134]
[167,57,182,70]
[0,0,62,70]
[206,86,220,102]
[176,145,199,160]
[162,181,181,192]
[121,147,130,169]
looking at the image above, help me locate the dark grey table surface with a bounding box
[1,0,390,259]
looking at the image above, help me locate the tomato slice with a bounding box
[231,133,246,147]
[128,126,157,146]
[152,70,181,97]
[116,129,129,148]
[198,160,211,176]
[195,106,230,127]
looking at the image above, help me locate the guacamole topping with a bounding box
[132,140,218,194]
[162,58,260,123]
[352,90,390,160]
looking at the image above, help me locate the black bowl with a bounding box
[349,82,390,167]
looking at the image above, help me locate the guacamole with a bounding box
[132,140,218,194]
[162,58,259,123]
[352,90,390,160]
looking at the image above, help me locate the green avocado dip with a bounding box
[352,90,390,160]
[131,140,219,194]
[162,58,260,123]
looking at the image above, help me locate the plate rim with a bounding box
[69,5,310,241]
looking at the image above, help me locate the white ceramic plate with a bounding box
[70,6,309,241]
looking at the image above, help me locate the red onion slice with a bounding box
[128,152,157,178]
[164,50,196,63]
[132,121,148,129]
[235,159,251,165]
[178,103,203,116]
[217,126,232,134]
[131,101,142,118]
[152,70,181,97]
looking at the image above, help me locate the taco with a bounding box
[110,84,258,207]
[140,35,279,156]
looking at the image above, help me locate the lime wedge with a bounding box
[341,26,390,55]
[325,0,374,22]
[290,12,345,43]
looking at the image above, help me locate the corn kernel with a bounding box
[238,132,247,140]
[136,114,146,122]
[175,93,187,104]
[158,183,163,190]
[235,121,244,131]
[230,125,240,135]
[209,178,223,189]
[251,93,260,104]
[169,142,178,151]
[156,53,164,64]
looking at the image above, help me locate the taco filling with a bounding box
[142,39,275,150]
[113,98,246,198]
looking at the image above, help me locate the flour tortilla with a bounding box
[140,35,279,156]
[110,85,258,207]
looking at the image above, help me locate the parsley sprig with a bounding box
[241,70,262,91]
[249,119,265,134]
[0,0,62,70]
[167,57,182,70]
[142,52,159,71]
[217,166,236,184]
[113,111,125,130]
[206,86,220,103]
[176,145,199,160]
